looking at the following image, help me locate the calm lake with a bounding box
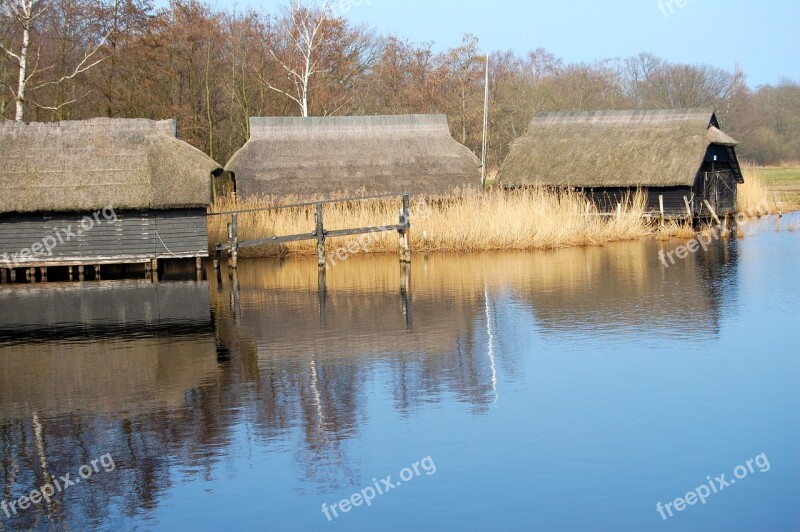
[1,215,798,531]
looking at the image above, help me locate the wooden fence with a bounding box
[210,193,412,270]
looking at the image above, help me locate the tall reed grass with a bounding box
[739,163,780,215]
[208,188,653,257]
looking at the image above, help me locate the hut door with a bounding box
[703,172,720,213]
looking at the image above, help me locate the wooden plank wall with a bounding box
[0,209,208,265]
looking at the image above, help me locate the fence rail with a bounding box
[213,194,412,270]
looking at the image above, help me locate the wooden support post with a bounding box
[399,194,411,264]
[658,195,665,226]
[315,203,326,270]
[78,265,85,281]
[616,202,622,221]
[26,268,33,282]
[95,265,101,281]
[703,200,721,225]
[68,266,74,281]
[196,257,203,271]
[229,213,239,269]
[10,269,16,283]
[0,269,6,284]
[149,259,158,282]
[41,267,47,282]
[683,196,693,221]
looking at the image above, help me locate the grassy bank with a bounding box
[761,164,800,211]
[208,188,652,257]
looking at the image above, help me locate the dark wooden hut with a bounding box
[225,114,481,198]
[497,109,744,219]
[0,118,221,278]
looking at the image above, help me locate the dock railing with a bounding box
[209,193,412,270]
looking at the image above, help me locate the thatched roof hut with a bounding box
[0,118,220,213]
[0,118,222,271]
[225,115,481,198]
[497,109,743,218]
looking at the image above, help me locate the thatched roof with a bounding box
[225,115,481,198]
[0,118,221,214]
[497,109,740,188]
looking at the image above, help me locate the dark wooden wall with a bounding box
[0,209,208,266]
[584,186,694,217]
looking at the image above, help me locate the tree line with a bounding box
[2,0,798,166]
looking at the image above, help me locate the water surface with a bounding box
[1,216,798,531]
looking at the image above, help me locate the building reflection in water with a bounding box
[0,238,738,528]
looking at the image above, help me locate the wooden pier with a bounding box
[211,193,413,270]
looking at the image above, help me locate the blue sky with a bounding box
[210,0,798,88]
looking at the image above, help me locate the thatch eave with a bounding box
[0,118,221,214]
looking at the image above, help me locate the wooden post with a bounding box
[41,267,47,282]
[683,196,693,220]
[658,195,665,226]
[95,265,101,281]
[229,213,239,269]
[68,266,74,281]
[195,257,203,271]
[9,269,16,283]
[703,200,721,225]
[399,194,411,264]
[0,269,6,284]
[78,265,85,281]
[315,203,326,270]
[616,202,622,221]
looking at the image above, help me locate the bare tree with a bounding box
[0,0,107,121]
[264,0,329,117]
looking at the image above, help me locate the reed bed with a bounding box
[208,187,653,257]
[739,163,781,215]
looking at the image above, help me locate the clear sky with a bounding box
[211,0,799,88]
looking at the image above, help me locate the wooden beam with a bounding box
[399,194,411,264]
[315,203,326,271]
[704,200,722,225]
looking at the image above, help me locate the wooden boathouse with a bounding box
[224,114,481,198]
[0,118,222,282]
[497,109,744,220]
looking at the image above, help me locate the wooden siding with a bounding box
[0,209,208,266]
[585,186,694,217]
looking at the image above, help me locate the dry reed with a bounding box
[207,188,653,257]
[739,163,780,215]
